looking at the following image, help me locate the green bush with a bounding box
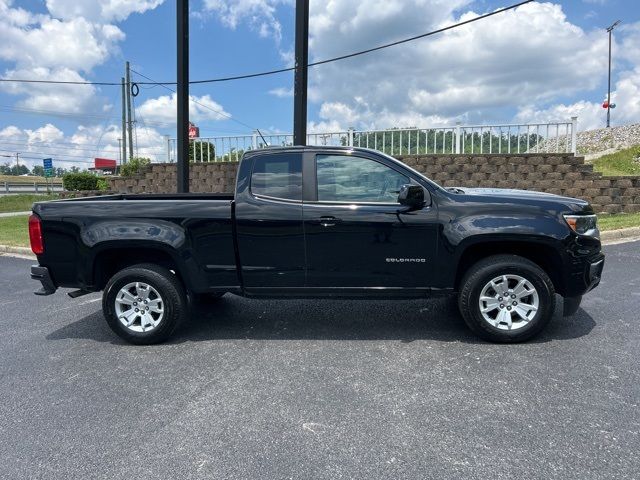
[62,172,98,191]
[96,178,110,191]
[120,157,151,177]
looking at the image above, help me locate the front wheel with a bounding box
[458,255,556,343]
[102,263,188,345]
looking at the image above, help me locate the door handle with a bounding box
[317,216,341,227]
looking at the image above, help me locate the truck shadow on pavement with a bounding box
[46,294,596,345]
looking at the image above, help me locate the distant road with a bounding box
[0,182,64,195]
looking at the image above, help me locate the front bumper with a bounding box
[31,265,57,296]
[564,252,604,297]
[587,257,604,292]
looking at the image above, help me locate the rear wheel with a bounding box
[102,263,187,345]
[458,255,555,342]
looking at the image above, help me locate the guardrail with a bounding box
[1,182,64,194]
[168,118,578,163]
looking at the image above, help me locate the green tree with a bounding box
[8,164,30,176]
[62,172,99,191]
[31,165,45,177]
[188,140,216,163]
[120,157,151,177]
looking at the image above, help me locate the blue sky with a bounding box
[0,0,639,168]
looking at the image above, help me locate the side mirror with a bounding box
[398,184,425,208]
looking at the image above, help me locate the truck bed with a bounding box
[32,193,238,293]
[44,193,235,202]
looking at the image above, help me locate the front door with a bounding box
[303,152,439,290]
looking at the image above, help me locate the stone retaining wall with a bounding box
[107,154,640,214]
[108,162,238,195]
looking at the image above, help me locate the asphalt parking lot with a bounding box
[0,241,639,479]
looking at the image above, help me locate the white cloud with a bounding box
[45,0,164,23]
[1,67,101,113]
[304,1,613,130]
[619,22,640,66]
[0,0,162,119]
[27,123,65,143]
[136,93,230,125]
[0,13,124,72]
[201,0,293,43]
[0,122,169,170]
[268,86,293,98]
[515,66,640,131]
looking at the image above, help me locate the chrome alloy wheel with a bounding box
[114,282,165,333]
[478,274,539,331]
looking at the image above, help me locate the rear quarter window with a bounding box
[250,153,303,201]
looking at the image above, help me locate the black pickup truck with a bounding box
[29,146,604,344]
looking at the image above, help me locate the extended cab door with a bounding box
[235,151,305,290]
[302,151,439,290]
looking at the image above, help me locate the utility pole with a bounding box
[15,152,20,173]
[606,20,621,128]
[125,62,134,160]
[117,138,122,166]
[293,0,309,146]
[176,0,190,192]
[121,77,127,164]
[163,134,171,162]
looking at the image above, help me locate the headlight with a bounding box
[563,214,598,235]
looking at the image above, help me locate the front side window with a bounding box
[316,154,409,203]
[251,153,302,201]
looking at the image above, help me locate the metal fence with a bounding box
[1,182,64,195]
[168,118,577,163]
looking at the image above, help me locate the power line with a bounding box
[0,149,94,160]
[130,68,260,132]
[1,153,93,163]
[0,1,532,87]
[0,78,120,86]
[0,104,252,133]
[0,140,122,154]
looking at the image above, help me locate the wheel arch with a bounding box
[453,239,565,295]
[92,242,190,292]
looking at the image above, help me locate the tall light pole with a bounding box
[606,20,621,128]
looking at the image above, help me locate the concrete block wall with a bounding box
[108,162,239,194]
[397,154,640,214]
[107,154,640,214]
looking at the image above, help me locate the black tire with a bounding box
[102,263,188,345]
[458,255,556,343]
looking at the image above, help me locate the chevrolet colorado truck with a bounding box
[29,146,604,344]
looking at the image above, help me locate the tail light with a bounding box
[29,214,44,255]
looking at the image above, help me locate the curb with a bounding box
[0,211,31,218]
[1,227,639,261]
[600,226,640,244]
[0,245,35,259]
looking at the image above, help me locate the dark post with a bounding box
[177,0,190,193]
[293,0,309,146]
[120,77,127,164]
[607,27,612,128]
[125,62,134,161]
[606,20,621,128]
